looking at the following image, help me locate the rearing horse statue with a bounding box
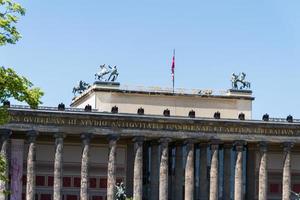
[231,72,251,90]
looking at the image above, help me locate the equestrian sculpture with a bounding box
[231,72,251,90]
[72,80,90,96]
[95,64,119,82]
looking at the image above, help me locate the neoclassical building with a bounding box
[0,82,299,200]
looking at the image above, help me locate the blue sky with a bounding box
[2,0,300,119]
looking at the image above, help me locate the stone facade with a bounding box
[1,85,300,200]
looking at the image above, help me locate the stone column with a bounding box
[185,140,195,200]
[174,143,183,200]
[53,133,65,200]
[0,129,11,200]
[223,143,232,200]
[234,141,245,200]
[258,142,267,200]
[80,133,93,200]
[199,143,208,200]
[107,135,119,200]
[209,142,219,200]
[246,144,256,200]
[282,142,293,200]
[150,141,159,200]
[159,138,171,200]
[133,137,143,200]
[26,130,38,200]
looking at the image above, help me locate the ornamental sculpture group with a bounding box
[72,64,119,96]
[73,68,250,96]
[231,72,251,90]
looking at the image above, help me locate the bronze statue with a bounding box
[231,72,251,90]
[72,80,90,96]
[95,64,119,82]
[115,182,127,200]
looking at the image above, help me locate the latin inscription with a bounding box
[9,115,300,136]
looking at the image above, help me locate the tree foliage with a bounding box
[0,0,43,125]
[0,0,25,46]
[0,67,44,123]
[0,67,43,108]
[0,0,43,192]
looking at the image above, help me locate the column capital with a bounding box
[234,140,246,152]
[54,132,66,139]
[283,142,294,152]
[27,130,38,142]
[183,139,195,145]
[159,138,172,147]
[132,136,144,145]
[80,132,93,144]
[107,134,120,142]
[258,141,268,152]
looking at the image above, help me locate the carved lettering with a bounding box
[7,114,299,136]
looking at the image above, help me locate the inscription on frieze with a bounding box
[9,115,300,136]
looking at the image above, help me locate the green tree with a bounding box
[0,0,43,122]
[0,0,25,45]
[0,0,43,191]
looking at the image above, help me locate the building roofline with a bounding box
[6,106,296,126]
[70,85,255,107]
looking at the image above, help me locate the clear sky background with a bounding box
[1,0,300,120]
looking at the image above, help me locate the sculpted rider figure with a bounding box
[231,73,239,89]
[107,66,119,82]
[98,64,111,80]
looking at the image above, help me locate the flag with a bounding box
[171,49,175,80]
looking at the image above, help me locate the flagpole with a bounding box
[172,49,175,93]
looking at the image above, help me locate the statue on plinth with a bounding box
[72,80,90,96]
[231,72,251,90]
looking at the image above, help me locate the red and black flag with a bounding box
[171,49,175,92]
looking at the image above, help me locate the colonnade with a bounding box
[0,129,295,200]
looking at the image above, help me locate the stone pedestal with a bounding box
[80,133,93,200]
[133,137,143,200]
[282,142,293,200]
